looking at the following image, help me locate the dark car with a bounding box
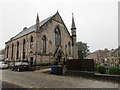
[11,62,29,71]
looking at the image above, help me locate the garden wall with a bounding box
[66,59,94,71]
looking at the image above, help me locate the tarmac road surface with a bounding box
[1,69,119,88]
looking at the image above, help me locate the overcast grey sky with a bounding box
[0,0,119,52]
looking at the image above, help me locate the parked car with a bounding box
[0,62,8,69]
[10,62,29,71]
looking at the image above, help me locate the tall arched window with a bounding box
[30,36,34,49]
[23,39,26,59]
[6,45,9,58]
[68,42,71,56]
[16,41,19,60]
[55,27,61,46]
[11,44,14,58]
[42,36,46,54]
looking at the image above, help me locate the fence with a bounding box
[66,59,94,71]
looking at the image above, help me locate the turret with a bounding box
[71,13,76,36]
[71,13,78,59]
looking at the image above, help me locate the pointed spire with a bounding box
[36,13,39,23]
[36,13,40,31]
[71,13,76,30]
[56,10,59,15]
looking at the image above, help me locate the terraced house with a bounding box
[5,11,78,65]
[107,46,120,65]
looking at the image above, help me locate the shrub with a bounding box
[108,66,120,75]
[97,65,106,74]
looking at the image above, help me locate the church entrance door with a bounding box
[57,51,62,63]
[30,57,33,66]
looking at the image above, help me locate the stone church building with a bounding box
[5,11,78,65]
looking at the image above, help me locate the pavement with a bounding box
[1,69,120,88]
[34,68,51,73]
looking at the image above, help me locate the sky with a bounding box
[0,0,119,52]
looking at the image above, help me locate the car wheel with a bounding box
[11,68,14,71]
[17,68,20,72]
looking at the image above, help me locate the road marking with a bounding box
[34,68,51,72]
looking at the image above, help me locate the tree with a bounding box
[77,42,90,59]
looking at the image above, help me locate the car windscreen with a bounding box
[15,62,28,65]
[3,62,7,64]
[22,62,28,65]
[0,62,7,64]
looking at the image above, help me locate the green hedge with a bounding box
[97,65,106,74]
[97,65,120,75]
[108,66,120,75]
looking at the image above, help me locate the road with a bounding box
[1,69,119,88]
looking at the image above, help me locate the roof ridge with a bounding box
[7,15,54,42]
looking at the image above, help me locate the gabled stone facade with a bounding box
[5,11,78,65]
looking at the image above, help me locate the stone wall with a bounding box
[5,12,78,65]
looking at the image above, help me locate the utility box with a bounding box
[50,65,67,75]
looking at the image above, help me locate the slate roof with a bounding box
[109,48,119,54]
[6,12,72,43]
[9,16,52,41]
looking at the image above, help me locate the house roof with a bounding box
[109,48,119,54]
[6,12,72,43]
[9,16,52,42]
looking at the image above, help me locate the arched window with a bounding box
[68,42,71,56]
[55,27,61,46]
[16,41,19,60]
[23,39,26,59]
[30,36,34,49]
[42,36,46,54]
[6,45,9,58]
[11,44,14,58]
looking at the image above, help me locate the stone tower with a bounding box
[71,13,78,59]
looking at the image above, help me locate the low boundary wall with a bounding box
[65,70,120,83]
[66,59,94,71]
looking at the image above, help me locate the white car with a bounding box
[0,62,8,69]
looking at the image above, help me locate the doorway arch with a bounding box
[57,51,62,63]
[30,57,33,66]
